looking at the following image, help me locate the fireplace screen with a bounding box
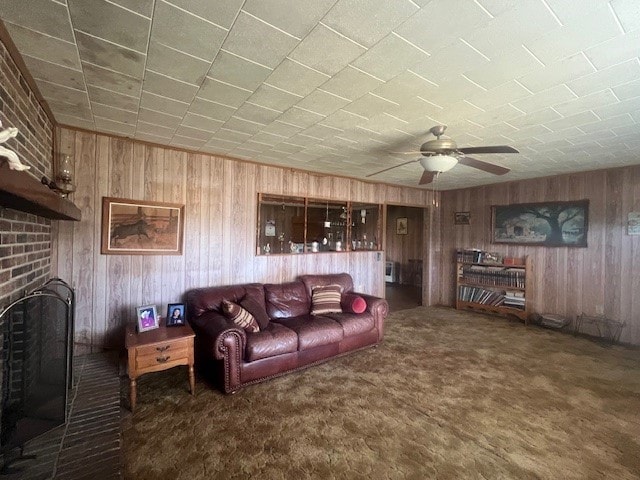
[1,279,73,451]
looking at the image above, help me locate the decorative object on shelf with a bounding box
[136,305,159,333]
[0,120,30,171]
[166,303,186,327]
[101,197,185,255]
[396,217,408,235]
[46,153,76,197]
[265,219,276,237]
[263,243,271,254]
[454,211,470,225]
[627,212,640,235]
[492,200,588,247]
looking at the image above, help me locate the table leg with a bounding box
[130,377,137,412]
[188,365,195,395]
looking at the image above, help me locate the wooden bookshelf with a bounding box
[455,252,532,324]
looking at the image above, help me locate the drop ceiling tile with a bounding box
[175,125,213,140]
[270,142,304,154]
[357,113,409,135]
[463,46,541,90]
[343,94,397,119]
[22,55,84,91]
[151,0,226,62]
[423,74,487,106]
[109,0,154,17]
[91,103,137,124]
[525,6,621,66]
[505,124,551,142]
[553,90,618,117]
[546,111,600,131]
[211,128,250,143]
[146,42,210,85]
[287,133,325,146]
[612,78,640,101]
[47,98,92,119]
[68,0,150,53]
[0,0,74,41]
[584,29,640,69]
[289,24,366,76]
[320,66,383,101]
[468,104,530,128]
[247,84,302,112]
[507,108,562,129]
[593,96,640,119]
[56,114,94,129]
[222,11,299,68]
[296,90,350,116]
[371,71,436,105]
[511,84,576,114]
[37,80,87,105]
[75,31,145,78]
[136,131,173,144]
[165,0,243,28]
[517,53,595,93]
[242,0,336,38]
[300,123,342,140]
[181,112,224,131]
[141,91,189,117]
[4,22,81,70]
[249,132,285,146]
[88,85,139,112]
[322,0,418,48]
[578,113,634,134]
[142,69,198,102]
[94,116,136,135]
[261,121,303,137]
[198,77,252,107]
[410,40,490,85]
[566,59,640,97]
[136,120,176,137]
[266,59,330,97]
[235,103,282,124]
[222,116,265,135]
[428,100,484,125]
[395,0,490,54]
[83,62,142,98]
[466,81,531,110]
[207,50,272,91]
[542,0,609,24]
[188,97,236,122]
[138,107,182,129]
[611,0,640,32]
[203,138,238,151]
[352,34,429,82]
[171,135,207,148]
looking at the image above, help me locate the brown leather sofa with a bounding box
[185,273,388,393]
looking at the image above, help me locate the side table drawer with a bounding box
[136,338,190,357]
[136,347,190,369]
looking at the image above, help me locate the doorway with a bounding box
[385,205,426,311]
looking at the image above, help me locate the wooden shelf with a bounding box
[0,163,81,221]
[458,281,526,292]
[456,300,528,322]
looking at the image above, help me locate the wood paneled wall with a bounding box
[53,128,439,350]
[438,166,640,345]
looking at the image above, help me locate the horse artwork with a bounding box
[0,120,30,171]
[101,197,185,255]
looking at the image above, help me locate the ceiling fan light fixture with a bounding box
[420,154,458,173]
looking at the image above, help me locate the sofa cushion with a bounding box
[245,322,298,362]
[310,284,342,315]
[264,280,310,319]
[341,293,367,314]
[273,315,344,351]
[300,273,354,299]
[222,300,260,333]
[240,296,270,330]
[322,312,375,337]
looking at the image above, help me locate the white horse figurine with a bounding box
[0,120,30,171]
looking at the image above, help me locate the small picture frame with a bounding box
[166,303,186,327]
[136,305,159,332]
[396,217,408,235]
[454,211,470,225]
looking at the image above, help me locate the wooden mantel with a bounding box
[0,163,81,221]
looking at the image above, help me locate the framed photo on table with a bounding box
[136,305,159,332]
[166,303,186,327]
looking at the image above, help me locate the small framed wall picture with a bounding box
[454,211,470,225]
[166,303,186,327]
[136,305,159,333]
[628,212,640,235]
[396,217,408,235]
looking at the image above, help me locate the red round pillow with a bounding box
[343,294,366,314]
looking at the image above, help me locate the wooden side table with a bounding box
[125,320,195,412]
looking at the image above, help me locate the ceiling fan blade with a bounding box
[366,159,418,177]
[419,171,436,185]
[389,151,423,155]
[458,156,510,175]
[458,145,519,154]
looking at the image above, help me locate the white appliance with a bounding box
[385,261,397,283]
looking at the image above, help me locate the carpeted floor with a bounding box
[121,307,640,479]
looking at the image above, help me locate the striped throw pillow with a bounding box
[310,284,343,315]
[222,300,260,332]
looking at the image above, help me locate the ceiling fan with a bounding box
[367,125,519,185]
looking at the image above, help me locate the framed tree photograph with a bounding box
[136,305,159,333]
[166,303,186,327]
[396,217,408,235]
[101,197,185,255]
[492,200,588,247]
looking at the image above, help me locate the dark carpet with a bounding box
[121,307,640,479]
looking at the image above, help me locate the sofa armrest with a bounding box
[190,311,246,361]
[352,292,389,341]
